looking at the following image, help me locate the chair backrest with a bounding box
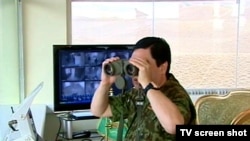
[195,90,250,124]
[231,108,250,125]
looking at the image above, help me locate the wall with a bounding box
[22,0,68,106]
[21,0,99,140]
[0,0,19,104]
[22,0,68,140]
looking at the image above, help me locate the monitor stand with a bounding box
[57,111,96,139]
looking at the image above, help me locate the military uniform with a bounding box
[109,73,196,141]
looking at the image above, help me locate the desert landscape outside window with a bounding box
[71,0,250,90]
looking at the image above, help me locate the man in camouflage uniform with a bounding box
[91,37,196,141]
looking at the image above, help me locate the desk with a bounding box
[57,131,104,141]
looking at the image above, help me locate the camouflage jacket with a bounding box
[109,73,196,141]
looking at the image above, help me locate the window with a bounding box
[71,0,250,89]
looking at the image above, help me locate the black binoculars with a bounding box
[104,60,138,76]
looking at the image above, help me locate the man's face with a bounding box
[129,48,163,88]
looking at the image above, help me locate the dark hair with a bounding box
[134,36,171,78]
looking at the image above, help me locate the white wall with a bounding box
[21,0,71,140]
[22,0,68,107]
[0,0,20,104]
[21,1,100,140]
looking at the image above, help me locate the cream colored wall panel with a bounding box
[0,0,19,104]
[22,0,69,106]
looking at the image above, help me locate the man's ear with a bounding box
[160,61,168,74]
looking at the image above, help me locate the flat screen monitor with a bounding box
[53,44,134,115]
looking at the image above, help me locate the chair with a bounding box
[97,117,128,141]
[195,90,250,124]
[231,108,250,125]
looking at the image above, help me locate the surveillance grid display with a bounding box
[58,48,133,105]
